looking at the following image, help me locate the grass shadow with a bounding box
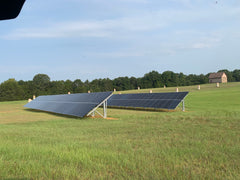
[4,179,31,180]
[24,108,84,119]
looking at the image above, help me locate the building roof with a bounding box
[209,72,226,79]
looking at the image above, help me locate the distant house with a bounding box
[209,72,227,83]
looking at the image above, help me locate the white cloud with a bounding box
[192,37,221,49]
[2,0,240,58]
[2,15,166,39]
[3,21,109,39]
[192,43,211,49]
[87,51,145,58]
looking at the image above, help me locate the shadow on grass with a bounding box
[24,108,84,120]
[4,179,31,180]
[23,107,181,121]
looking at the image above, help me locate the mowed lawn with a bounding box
[0,83,240,179]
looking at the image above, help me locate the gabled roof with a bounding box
[209,72,226,79]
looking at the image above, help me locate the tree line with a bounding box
[0,69,239,101]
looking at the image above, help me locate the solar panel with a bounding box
[107,92,188,110]
[24,91,113,117]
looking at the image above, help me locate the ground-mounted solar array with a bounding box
[107,92,188,110]
[24,91,113,117]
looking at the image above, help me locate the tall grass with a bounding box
[0,83,239,179]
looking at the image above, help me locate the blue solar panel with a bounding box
[24,91,113,117]
[107,92,188,110]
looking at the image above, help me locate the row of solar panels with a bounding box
[108,92,188,110]
[24,91,188,117]
[24,92,113,117]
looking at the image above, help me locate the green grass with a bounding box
[0,83,240,179]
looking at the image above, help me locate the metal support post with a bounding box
[103,101,107,118]
[87,93,112,119]
[105,101,107,118]
[182,100,185,112]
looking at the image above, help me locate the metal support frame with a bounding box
[182,100,185,112]
[87,94,112,118]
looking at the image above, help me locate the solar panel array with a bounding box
[107,92,188,110]
[24,91,113,117]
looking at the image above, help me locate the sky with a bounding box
[0,0,240,83]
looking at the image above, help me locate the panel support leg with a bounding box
[87,96,112,119]
[103,101,107,118]
[182,100,185,112]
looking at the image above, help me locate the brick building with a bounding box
[209,72,228,83]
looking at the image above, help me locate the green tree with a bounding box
[49,81,65,94]
[73,79,85,93]
[142,71,162,88]
[18,80,34,99]
[129,77,138,89]
[232,69,240,81]
[162,71,176,87]
[113,77,131,90]
[33,74,51,95]
[0,79,24,101]
[198,74,208,84]
[101,78,113,91]
[64,80,73,93]
[177,73,186,86]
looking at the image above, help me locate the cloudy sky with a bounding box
[0,0,239,83]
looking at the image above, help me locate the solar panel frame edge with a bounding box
[171,91,189,110]
[24,100,97,118]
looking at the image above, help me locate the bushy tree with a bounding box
[33,74,51,95]
[73,79,85,93]
[0,79,24,101]
[113,77,131,90]
[142,71,162,88]
[162,71,176,87]
[1,69,240,102]
[232,69,240,81]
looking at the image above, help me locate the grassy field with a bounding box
[0,83,240,179]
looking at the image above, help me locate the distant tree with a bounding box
[64,80,73,93]
[186,74,199,85]
[232,69,240,82]
[84,80,90,92]
[1,69,238,102]
[177,73,186,86]
[101,78,113,91]
[129,77,138,89]
[90,79,102,92]
[113,77,131,90]
[18,80,34,99]
[32,74,51,95]
[49,80,65,94]
[33,74,50,84]
[73,79,85,93]
[162,71,176,87]
[142,71,162,88]
[0,79,24,101]
[198,74,208,84]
